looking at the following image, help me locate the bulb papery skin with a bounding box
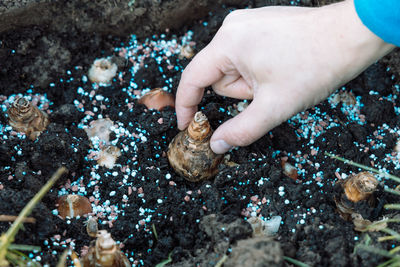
[138,88,175,111]
[57,194,92,219]
[343,171,378,203]
[97,145,121,169]
[81,230,130,267]
[333,171,378,221]
[8,97,49,140]
[167,112,223,182]
[88,57,118,85]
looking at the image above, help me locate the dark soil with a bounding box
[1,1,400,267]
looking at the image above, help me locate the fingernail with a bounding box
[176,120,184,131]
[210,140,232,154]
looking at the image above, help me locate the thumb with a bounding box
[210,91,287,154]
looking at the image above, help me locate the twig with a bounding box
[0,215,36,224]
[214,254,228,267]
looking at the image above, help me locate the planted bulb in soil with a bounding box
[167,111,223,182]
[7,96,49,140]
[57,194,92,219]
[88,57,118,84]
[343,171,378,202]
[138,88,175,111]
[81,230,130,267]
[84,118,114,144]
[334,171,378,221]
[247,216,282,237]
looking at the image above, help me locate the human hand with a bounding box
[175,0,394,154]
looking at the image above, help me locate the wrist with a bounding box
[316,0,394,85]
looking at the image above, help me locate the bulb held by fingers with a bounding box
[167,111,223,182]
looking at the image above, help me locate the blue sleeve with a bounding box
[354,0,400,46]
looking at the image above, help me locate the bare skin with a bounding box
[175,0,395,154]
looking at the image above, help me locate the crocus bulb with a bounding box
[138,88,175,111]
[88,57,118,85]
[57,194,92,219]
[7,97,49,140]
[167,111,223,182]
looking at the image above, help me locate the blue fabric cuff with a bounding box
[354,0,400,46]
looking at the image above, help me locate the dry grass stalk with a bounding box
[0,167,68,266]
[0,215,36,224]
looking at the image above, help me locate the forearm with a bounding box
[313,0,395,89]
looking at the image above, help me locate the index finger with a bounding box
[176,43,224,130]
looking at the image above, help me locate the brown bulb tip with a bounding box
[343,172,378,202]
[187,111,211,141]
[138,88,175,111]
[57,194,92,219]
[97,230,116,250]
[10,97,31,115]
[16,97,29,107]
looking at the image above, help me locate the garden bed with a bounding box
[1,0,400,266]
